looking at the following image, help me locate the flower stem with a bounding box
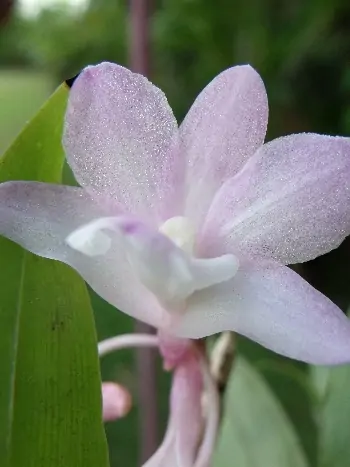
[98,333,159,356]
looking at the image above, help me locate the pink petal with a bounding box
[201,133,350,264]
[63,62,182,223]
[102,382,132,421]
[0,181,164,327]
[174,259,350,365]
[171,355,203,467]
[180,65,268,227]
[143,417,178,467]
[144,354,203,467]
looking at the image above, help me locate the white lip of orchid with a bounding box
[66,215,239,311]
[66,217,113,256]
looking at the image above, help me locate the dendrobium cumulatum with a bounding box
[1,62,350,364]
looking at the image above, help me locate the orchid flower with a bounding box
[1,61,350,364]
[98,333,219,467]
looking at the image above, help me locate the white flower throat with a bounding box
[66,215,239,312]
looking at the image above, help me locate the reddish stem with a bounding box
[129,0,158,462]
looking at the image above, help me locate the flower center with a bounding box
[66,215,239,312]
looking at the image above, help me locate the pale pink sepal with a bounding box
[175,259,350,365]
[63,62,183,223]
[181,65,268,227]
[0,181,165,328]
[171,355,204,467]
[201,133,350,265]
[143,355,204,467]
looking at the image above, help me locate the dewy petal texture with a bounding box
[174,260,350,365]
[0,181,164,327]
[202,133,350,264]
[63,62,182,222]
[180,65,268,226]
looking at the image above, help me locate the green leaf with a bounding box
[310,307,350,467]
[312,363,350,467]
[238,336,318,465]
[0,83,66,181]
[213,357,309,467]
[0,85,109,467]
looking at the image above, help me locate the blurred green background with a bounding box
[1,0,350,466]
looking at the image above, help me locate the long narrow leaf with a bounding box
[0,84,109,467]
